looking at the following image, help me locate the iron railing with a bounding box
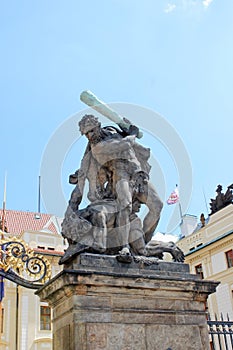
[207,313,233,350]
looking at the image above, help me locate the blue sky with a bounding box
[1,0,233,234]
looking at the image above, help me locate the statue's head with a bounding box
[132,198,142,213]
[216,185,222,193]
[79,115,100,135]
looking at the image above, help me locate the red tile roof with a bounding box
[0,209,61,235]
[33,248,64,256]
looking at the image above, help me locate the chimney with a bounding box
[180,214,198,237]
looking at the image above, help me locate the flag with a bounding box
[167,186,179,205]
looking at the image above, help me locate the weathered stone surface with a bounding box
[86,324,146,350]
[145,325,207,350]
[36,253,219,350]
[67,253,189,276]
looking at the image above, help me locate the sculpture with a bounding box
[60,92,184,264]
[210,184,233,214]
[200,213,206,227]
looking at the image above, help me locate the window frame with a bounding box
[195,263,204,279]
[225,249,233,268]
[40,305,51,331]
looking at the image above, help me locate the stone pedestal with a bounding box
[36,253,219,350]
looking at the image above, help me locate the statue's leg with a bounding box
[142,182,163,243]
[129,216,147,255]
[115,179,132,247]
[130,238,147,255]
[92,211,107,253]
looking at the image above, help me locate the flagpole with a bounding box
[38,175,41,214]
[176,184,183,225]
[178,201,183,225]
[202,187,209,217]
[167,184,183,226]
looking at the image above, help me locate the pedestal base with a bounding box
[36,253,219,350]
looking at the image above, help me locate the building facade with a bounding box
[0,209,67,350]
[177,204,233,319]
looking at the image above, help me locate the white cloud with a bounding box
[152,232,179,243]
[164,1,213,14]
[202,0,213,8]
[164,3,176,13]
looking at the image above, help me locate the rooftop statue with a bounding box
[60,91,184,264]
[210,184,233,214]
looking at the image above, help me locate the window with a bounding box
[225,250,233,268]
[195,263,204,279]
[40,305,51,331]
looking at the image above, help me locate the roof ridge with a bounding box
[0,208,54,216]
[0,209,62,235]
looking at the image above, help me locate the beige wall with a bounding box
[177,205,233,319]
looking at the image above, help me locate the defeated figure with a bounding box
[60,197,184,264]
